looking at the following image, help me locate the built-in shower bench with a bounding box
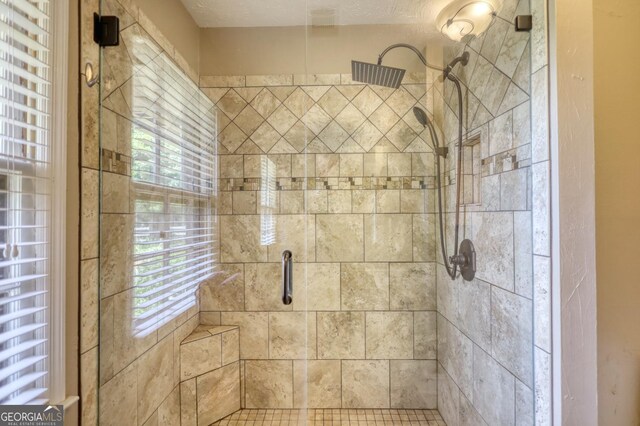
[179,325,241,425]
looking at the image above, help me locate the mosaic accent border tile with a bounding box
[219,177,436,192]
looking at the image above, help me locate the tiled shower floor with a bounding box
[213,409,447,425]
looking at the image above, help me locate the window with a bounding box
[0,0,66,405]
[130,52,216,337]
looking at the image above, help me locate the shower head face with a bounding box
[351,60,406,89]
[413,106,430,128]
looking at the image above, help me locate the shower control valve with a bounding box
[449,253,469,267]
[451,239,477,282]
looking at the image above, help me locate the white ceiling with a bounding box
[180,0,449,29]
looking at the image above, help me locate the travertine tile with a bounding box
[317,312,365,359]
[501,168,528,211]
[363,152,387,176]
[220,312,269,359]
[102,172,130,213]
[247,74,293,87]
[390,360,437,409]
[157,386,180,426]
[375,190,400,213]
[222,328,240,366]
[200,264,244,312]
[364,214,412,261]
[471,212,515,291]
[534,255,551,352]
[472,345,515,426]
[267,215,316,262]
[137,336,174,424]
[389,263,436,310]
[491,286,533,387]
[293,360,341,408]
[352,190,375,213]
[316,214,364,262]
[341,263,389,310]
[180,379,197,426]
[307,189,328,213]
[328,190,352,213]
[291,154,315,177]
[342,360,389,408]
[459,392,488,426]
[388,153,412,176]
[232,191,257,214]
[280,190,304,213]
[245,360,293,408]
[414,311,437,360]
[535,347,552,426]
[80,259,99,353]
[220,215,268,262]
[221,155,244,178]
[339,153,363,176]
[293,263,340,311]
[244,263,290,311]
[81,168,99,259]
[437,315,473,397]
[366,312,413,359]
[335,104,366,134]
[532,161,550,256]
[316,153,340,176]
[269,312,316,359]
[197,362,241,424]
[438,365,460,426]
[457,279,492,352]
[180,334,222,380]
[99,363,137,426]
[351,87,383,117]
[80,347,98,425]
[516,379,534,426]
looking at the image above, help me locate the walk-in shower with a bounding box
[90,0,541,424]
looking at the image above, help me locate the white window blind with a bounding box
[0,0,52,405]
[129,51,217,337]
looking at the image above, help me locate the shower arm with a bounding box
[377,43,444,72]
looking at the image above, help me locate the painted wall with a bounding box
[199,24,438,75]
[550,0,599,423]
[595,0,640,424]
[135,0,200,74]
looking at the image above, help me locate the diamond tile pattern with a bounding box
[203,79,432,154]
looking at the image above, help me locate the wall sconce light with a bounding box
[436,0,503,42]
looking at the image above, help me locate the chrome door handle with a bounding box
[282,250,292,305]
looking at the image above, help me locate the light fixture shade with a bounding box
[436,0,503,42]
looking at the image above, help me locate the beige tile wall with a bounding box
[199,73,440,409]
[433,0,548,424]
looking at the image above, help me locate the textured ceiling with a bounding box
[180,0,449,29]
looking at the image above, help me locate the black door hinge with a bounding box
[515,15,533,32]
[94,13,120,47]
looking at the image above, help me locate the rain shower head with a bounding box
[351,60,406,89]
